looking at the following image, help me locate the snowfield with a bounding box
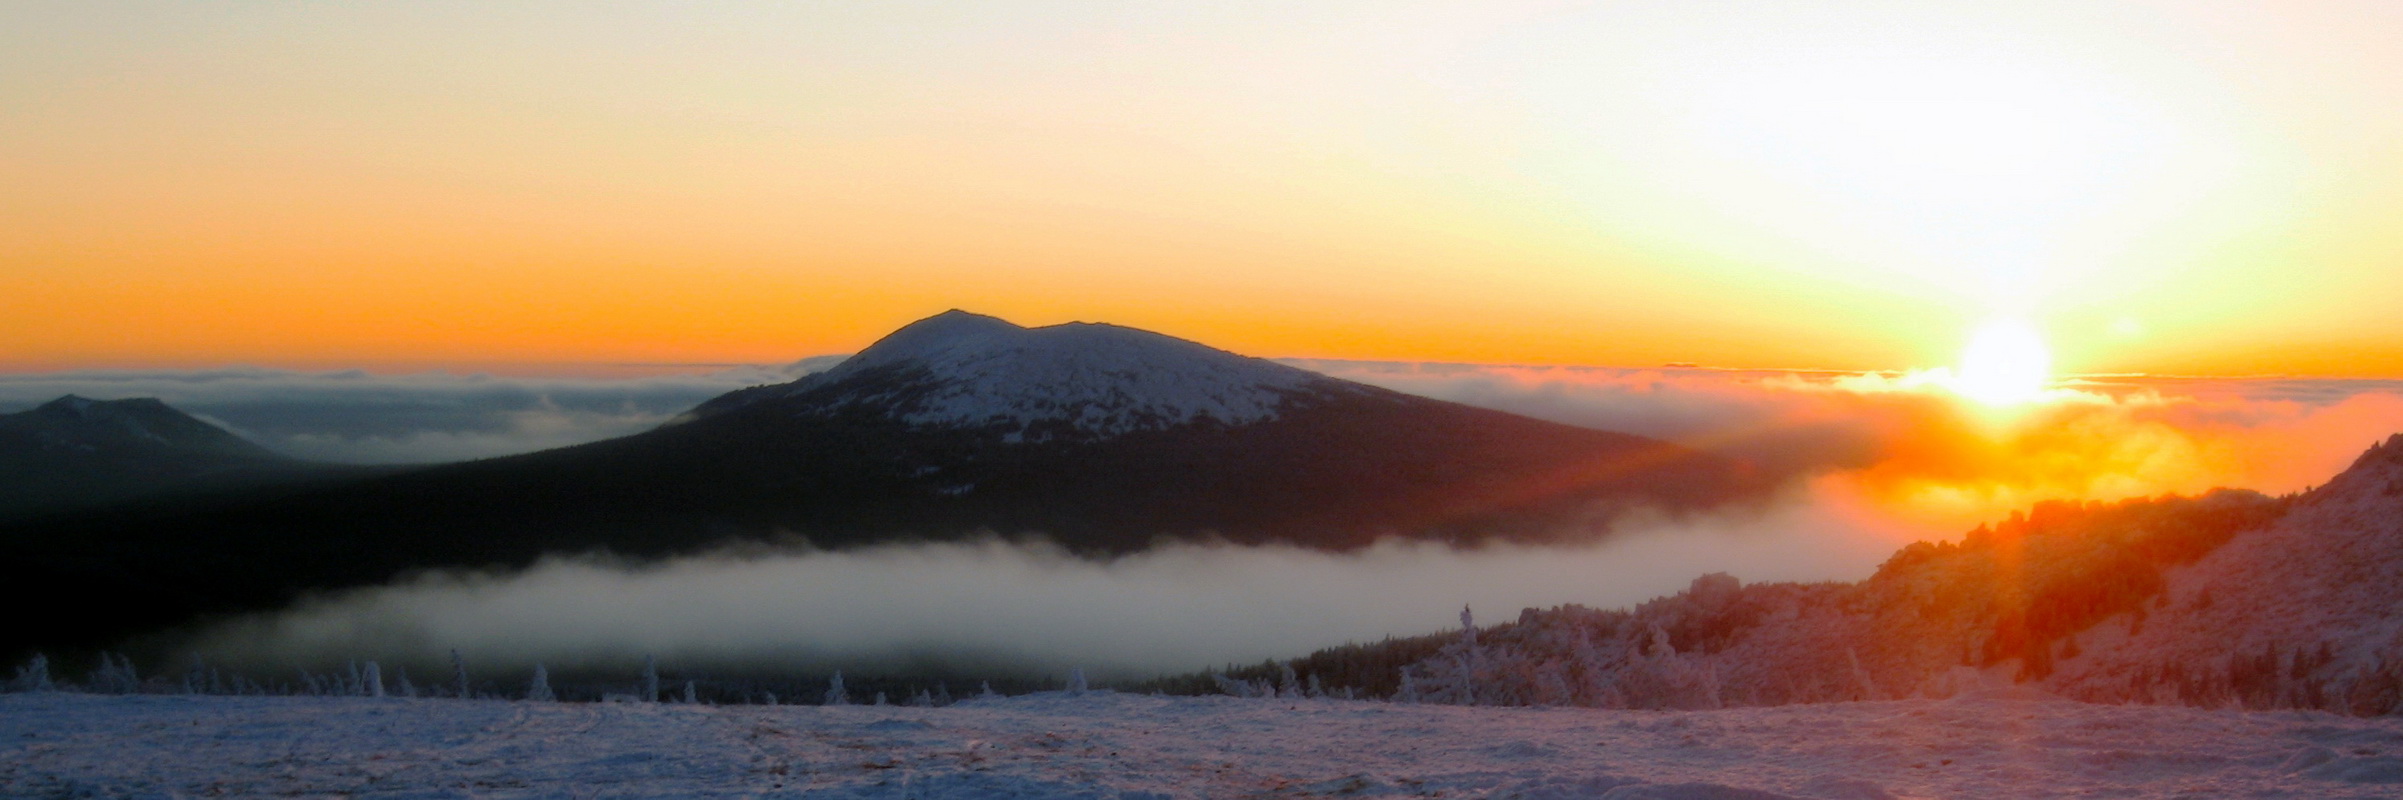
[7,691,2401,799]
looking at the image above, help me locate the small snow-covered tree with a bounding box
[683,680,698,704]
[1534,665,1573,707]
[363,661,385,698]
[1067,667,1089,696]
[825,671,850,705]
[527,664,555,702]
[182,656,207,695]
[872,691,888,706]
[641,654,660,703]
[978,680,1000,701]
[450,649,471,699]
[1277,662,1300,699]
[10,653,53,693]
[1395,671,1421,704]
[90,652,141,694]
[1210,672,1258,698]
[395,666,417,698]
[934,682,953,706]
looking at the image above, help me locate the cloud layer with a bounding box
[191,477,1908,679]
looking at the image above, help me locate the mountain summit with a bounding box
[686,310,1349,439]
[0,395,302,520]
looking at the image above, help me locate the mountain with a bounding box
[0,311,1764,655]
[1231,435,2403,715]
[0,395,331,521]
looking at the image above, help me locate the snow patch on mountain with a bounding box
[703,310,1357,439]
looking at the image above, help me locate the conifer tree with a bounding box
[527,664,555,702]
[825,671,850,705]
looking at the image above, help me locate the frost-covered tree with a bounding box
[363,661,385,698]
[395,666,417,698]
[978,680,1000,701]
[182,656,208,695]
[9,654,53,693]
[90,653,141,694]
[527,664,555,702]
[825,671,850,705]
[1277,662,1300,699]
[1067,667,1089,696]
[1395,671,1421,704]
[641,655,660,703]
[934,682,954,706]
[872,691,888,706]
[683,680,698,704]
[450,649,470,700]
[1210,672,1263,698]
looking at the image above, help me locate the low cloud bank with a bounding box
[191,476,1908,679]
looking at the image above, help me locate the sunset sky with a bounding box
[6,1,2402,376]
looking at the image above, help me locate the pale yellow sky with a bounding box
[4,1,2400,375]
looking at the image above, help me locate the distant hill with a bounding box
[0,395,349,521]
[1224,435,2403,715]
[0,311,1766,655]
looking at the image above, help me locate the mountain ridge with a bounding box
[0,394,335,521]
[0,311,1764,657]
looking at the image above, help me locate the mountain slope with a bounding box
[0,311,1764,655]
[0,395,331,521]
[1237,434,2403,715]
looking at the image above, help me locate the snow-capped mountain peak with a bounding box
[694,310,1349,439]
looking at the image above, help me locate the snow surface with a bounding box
[6,691,2401,798]
[718,310,1343,439]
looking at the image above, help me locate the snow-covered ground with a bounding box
[6,691,2400,799]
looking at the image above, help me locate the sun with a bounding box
[1949,318,2052,406]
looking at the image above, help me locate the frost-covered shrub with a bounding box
[527,664,555,702]
[825,671,850,705]
[1067,667,1089,696]
[641,655,660,703]
[88,652,141,695]
[9,653,54,693]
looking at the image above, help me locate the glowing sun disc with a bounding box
[1952,319,2051,406]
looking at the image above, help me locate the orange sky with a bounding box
[5,2,2402,376]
